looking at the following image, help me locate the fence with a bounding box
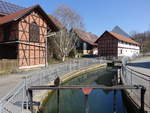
[121,65,150,110]
[0,58,104,113]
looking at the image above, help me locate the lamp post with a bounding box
[45,32,56,67]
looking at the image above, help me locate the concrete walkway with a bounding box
[0,73,26,99]
[0,56,149,100]
[0,66,55,99]
[127,56,150,76]
[0,58,102,100]
[126,56,150,112]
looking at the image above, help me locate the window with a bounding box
[120,49,122,54]
[29,22,39,42]
[4,24,11,41]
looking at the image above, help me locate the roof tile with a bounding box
[0,6,34,25]
[108,31,140,45]
[73,29,98,46]
[0,5,59,31]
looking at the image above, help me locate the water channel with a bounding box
[41,68,130,113]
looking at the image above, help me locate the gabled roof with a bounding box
[0,5,59,31]
[109,31,140,45]
[0,6,33,25]
[73,29,98,46]
[96,31,140,46]
[0,0,24,15]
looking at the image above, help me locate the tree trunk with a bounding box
[62,55,66,61]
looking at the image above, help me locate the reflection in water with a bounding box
[84,95,89,113]
[113,90,116,113]
[42,69,129,113]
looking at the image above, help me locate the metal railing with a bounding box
[0,58,104,113]
[121,65,150,110]
[28,84,146,113]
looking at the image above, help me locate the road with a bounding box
[127,56,150,76]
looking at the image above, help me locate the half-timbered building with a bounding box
[95,31,140,59]
[0,1,59,69]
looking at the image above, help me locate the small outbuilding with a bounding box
[95,31,140,59]
[73,29,98,55]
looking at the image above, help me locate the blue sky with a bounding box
[6,0,150,36]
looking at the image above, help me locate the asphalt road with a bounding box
[127,56,150,76]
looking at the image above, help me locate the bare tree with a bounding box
[131,31,150,53]
[53,5,84,30]
[51,29,77,61]
[48,5,84,61]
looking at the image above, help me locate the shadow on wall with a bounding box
[127,62,150,69]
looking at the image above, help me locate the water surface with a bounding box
[42,68,128,113]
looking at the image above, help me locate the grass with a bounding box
[0,71,12,76]
[48,58,62,64]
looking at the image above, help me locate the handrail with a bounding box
[0,58,102,113]
[126,66,150,78]
[29,84,142,90]
[3,83,25,107]
[0,81,24,103]
[122,64,150,110]
[122,65,150,82]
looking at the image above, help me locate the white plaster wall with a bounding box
[118,41,140,57]
[93,48,98,55]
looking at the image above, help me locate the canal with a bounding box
[41,68,129,113]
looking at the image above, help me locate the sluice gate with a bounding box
[27,77,146,113]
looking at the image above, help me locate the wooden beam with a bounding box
[29,85,142,90]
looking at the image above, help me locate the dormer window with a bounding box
[29,22,39,42]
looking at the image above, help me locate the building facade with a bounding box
[73,29,98,55]
[0,1,58,69]
[96,31,140,59]
[117,41,140,57]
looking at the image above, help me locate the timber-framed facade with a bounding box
[0,3,58,69]
[18,10,47,68]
